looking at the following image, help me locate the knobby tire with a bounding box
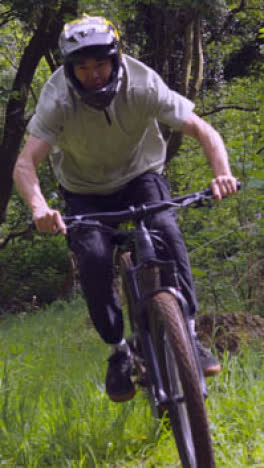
[147,292,215,468]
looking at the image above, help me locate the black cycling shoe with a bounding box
[196,339,221,377]
[106,350,136,402]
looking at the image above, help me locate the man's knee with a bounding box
[68,230,112,269]
[150,209,179,234]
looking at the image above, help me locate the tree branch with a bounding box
[0,0,78,223]
[44,50,57,73]
[230,0,246,15]
[0,9,14,27]
[257,147,264,155]
[200,105,258,117]
[166,104,258,162]
[219,0,246,35]
[0,226,33,250]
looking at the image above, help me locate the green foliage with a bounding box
[168,73,264,314]
[0,234,71,311]
[259,28,264,39]
[1,0,263,314]
[0,19,24,105]
[2,0,71,24]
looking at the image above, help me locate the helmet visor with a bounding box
[59,15,120,59]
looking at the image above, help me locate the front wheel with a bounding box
[147,292,215,468]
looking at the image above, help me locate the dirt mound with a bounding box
[196,312,264,354]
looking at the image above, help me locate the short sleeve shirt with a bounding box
[27,54,195,194]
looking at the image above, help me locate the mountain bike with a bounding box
[63,186,228,468]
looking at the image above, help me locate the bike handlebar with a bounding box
[28,182,240,232]
[63,181,241,227]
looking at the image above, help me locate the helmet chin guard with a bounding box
[59,15,122,109]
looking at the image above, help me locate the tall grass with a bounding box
[0,298,263,467]
[207,347,264,467]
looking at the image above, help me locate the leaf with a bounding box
[247,179,264,189]
[191,267,207,278]
[247,170,264,179]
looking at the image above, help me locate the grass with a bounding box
[207,347,264,467]
[0,298,264,467]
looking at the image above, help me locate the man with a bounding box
[13,14,237,402]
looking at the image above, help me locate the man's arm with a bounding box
[181,112,237,199]
[13,135,66,234]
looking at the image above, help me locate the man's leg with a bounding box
[69,228,124,343]
[63,189,135,401]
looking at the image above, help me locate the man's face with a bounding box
[73,57,113,90]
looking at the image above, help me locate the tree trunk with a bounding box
[130,3,202,163]
[180,20,194,97]
[0,0,78,223]
[189,16,204,101]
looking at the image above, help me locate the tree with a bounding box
[1,0,263,220]
[0,0,263,312]
[130,0,262,160]
[0,0,78,223]
[120,0,229,159]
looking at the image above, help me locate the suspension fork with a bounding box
[135,219,208,398]
[124,222,208,401]
[124,262,167,403]
[124,221,173,403]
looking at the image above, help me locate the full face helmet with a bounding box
[59,14,122,109]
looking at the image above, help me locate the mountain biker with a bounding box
[13,14,237,402]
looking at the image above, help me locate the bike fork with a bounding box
[125,264,170,405]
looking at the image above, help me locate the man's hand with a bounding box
[33,207,67,235]
[211,175,238,200]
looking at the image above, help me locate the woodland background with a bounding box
[0,0,263,316]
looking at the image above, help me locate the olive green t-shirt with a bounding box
[27,54,194,194]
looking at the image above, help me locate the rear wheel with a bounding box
[147,292,215,468]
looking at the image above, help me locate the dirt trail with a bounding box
[196,312,264,354]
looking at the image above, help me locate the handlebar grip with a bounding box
[28,221,66,235]
[206,179,241,197]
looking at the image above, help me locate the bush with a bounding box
[0,234,73,312]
